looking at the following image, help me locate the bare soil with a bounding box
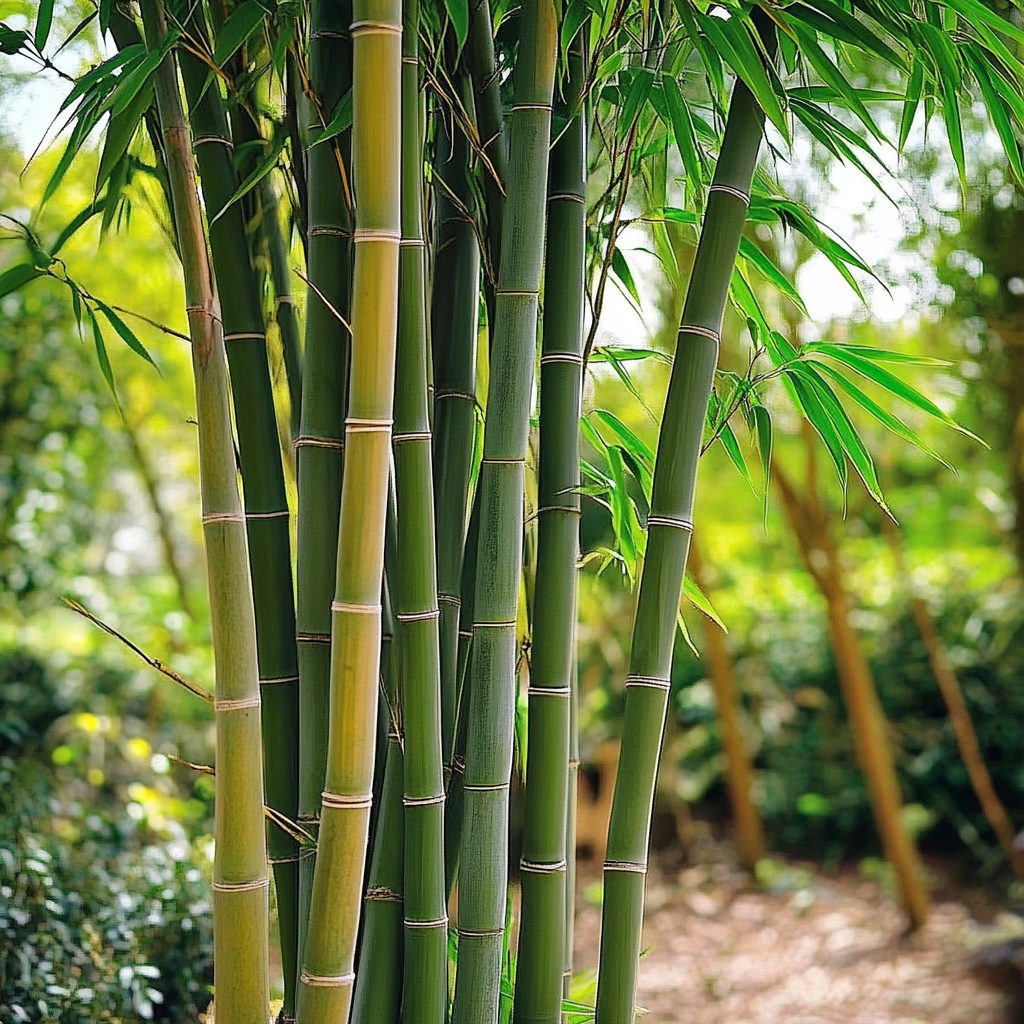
[573,849,1024,1024]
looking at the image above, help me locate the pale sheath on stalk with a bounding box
[139,2,269,1022]
[595,19,776,1024]
[451,0,558,1019]
[296,0,402,1016]
[513,37,586,1024]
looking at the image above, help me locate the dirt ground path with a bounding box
[572,856,1024,1024]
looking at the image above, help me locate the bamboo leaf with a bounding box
[87,305,119,406]
[51,202,102,255]
[738,236,807,314]
[309,91,353,148]
[683,572,726,632]
[676,608,700,658]
[801,341,949,367]
[0,23,28,55]
[941,0,1024,47]
[94,299,159,369]
[209,135,287,224]
[791,0,908,70]
[60,45,143,112]
[752,403,772,524]
[0,263,44,299]
[444,0,470,51]
[589,345,671,365]
[618,68,655,139]
[787,369,848,497]
[662,78,704,196]
[213,0,269,67]
[35,0,54,51]
[97,81,152,190]
[609,246,640,308]
[965,45,1024,186]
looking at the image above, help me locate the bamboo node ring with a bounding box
[346,417,394,432]
[214,695,262,712]
[511,102,553,111]
[548,191,586,204]
[604,860,648,873]
[434,389,476,401]
[438,593,461,607]
[331,601,382,614]
[480,457,525,465]
[321,791,373,809]
[463,782,510,792]
[495,288,540,296]
[297,632,331,644]
[393,431,432,443]
[354,228,402,242]
[403,793,445,806]
[526,686,571,697]
[679,324,720,343]
[534,505,582,516]
[269,854,302,865]
[395,608,440,623]
[405,916,449,928]
[300,970,355,988]
[246,509,290,520]
[309,226,353,237]
[399,237,427,247]
[349,19,402,34]
[458,926,505,937]
[212,876,269,891]
[520,858,567,873]
[540,352,584,365]
[202,511,244,525]
[458,629,473,639]
[401,55,419,64]
[625,675,671,690]
[473,619,517,629]
[646,515,693,532]
[709,183,751,206]
[260,674,299,686]
[192,135,234,149]
[294,435,345,450]
[276,294,295,304]
[311,29,348,39]
[223,332,266,342]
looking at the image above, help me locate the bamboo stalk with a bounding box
[176,27,300,1015]
[260,173,304,439]
[351,590,405,1024]
[594,24,774,1022]
[451,0,558,1019]
[393,0,448,1017]
[296,0,402,1015]
[513,38,586,1024]
[688,543,765,870]
[295,0,354,972]
[139,3,269,1022]
[432,70,480,774]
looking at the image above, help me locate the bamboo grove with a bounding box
[8,0,1024,1020]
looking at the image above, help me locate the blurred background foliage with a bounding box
[5,0,1024,1017]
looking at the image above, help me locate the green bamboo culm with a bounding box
[140,2,270,1021]
[512,38,586,1024]
[295,0,353,970]
[296,0,402,1015]
[350,588,404,1024]
[451,0,558,1018]
[260,174,304,439]
[431,77,480,773]
[392,0,449,1018]
[176,28,300,1016]
[593,20,776,1024]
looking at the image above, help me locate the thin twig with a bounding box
[61,597,213,704]
[292,267,352,333]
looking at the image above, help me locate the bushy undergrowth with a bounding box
[0,651,215,1022]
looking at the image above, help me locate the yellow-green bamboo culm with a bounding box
[594,20,776,1024]
[392,0,449,1018]
[140,3,270,1022]
[295,0,353,973]
[451,0,558,1018]
[351,588,404,1024]
[296,0,402,1015]
[512,36,586,1024]
[176,27,300,1015]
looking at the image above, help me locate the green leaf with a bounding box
[589,345,671,365]
[591,409,653,498]
[0,23,28,55]
[965,45,1024,186]
[609,247,640,309]
[662,78,704,196]
[804,343,983,442]
[719,420,756,494]
[106,48,162,118]
[676,608,700,658]
[51,202,102,255]
[88,306,119,407]
[787,369,848,497]
[738,236,806,314]
[60,45,143,113]
[97,80,152,190]
[752,404,772,524]
[94,299,158,369]
[209,136,287,224]
[444,0,470,51]
[791,0,906,70]
[941,0,1024,48]
[0,263,44,299]
[308,91,353,149]
[619,67,655,138]
[683,572,726,632]
[35,0,54,51]
[812,361,954,471]
[213,0,268,67]
[801,341,949,367]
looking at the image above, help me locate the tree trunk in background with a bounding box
[688,543,765,870]
[774,457,929,930]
